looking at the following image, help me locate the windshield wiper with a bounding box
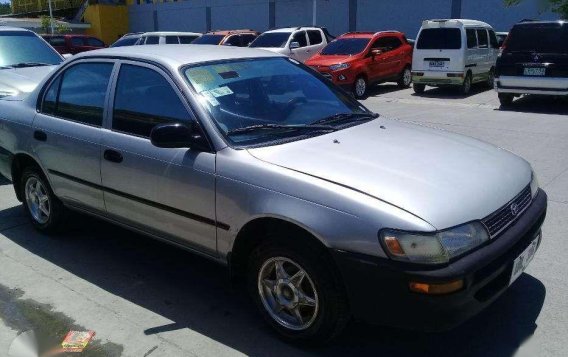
[311,112,379,126]
[8,62,53,68]
[227,123,337,136]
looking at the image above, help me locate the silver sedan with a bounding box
[0,45,547,343]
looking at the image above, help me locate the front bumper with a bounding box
[331,189,547,331]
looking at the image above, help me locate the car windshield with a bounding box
[506,24,568,54]
[192,34,225,45]
[111,36,139,47]
[321,38,370,55]
[417,28,462,50]
[184,57,370,147]
[249,32,291,48]
[0,31,62,67]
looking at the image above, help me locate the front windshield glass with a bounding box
[249,32,291,48]
[192,34,225,45]
[0,31,62,67]
[321,38,370,55]
[184,57,369,147]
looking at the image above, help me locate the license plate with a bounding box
[523,67,546,76]
[509,234,540,285]
[429,60,445,68]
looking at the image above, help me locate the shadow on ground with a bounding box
[0,206,546,357]
[498,95,568,115]
[0,176,10,186]
[410,84,493,99]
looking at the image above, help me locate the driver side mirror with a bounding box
[371,48,383,57]
[289,41,300,50]
[150,123,207,150]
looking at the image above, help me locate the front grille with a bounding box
[482,185,532,238]
[322,73,333,81]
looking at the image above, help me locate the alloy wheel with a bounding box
[257,257,319,331]
[24,177,50,224]
[355,78,367,98]
[402,68,412,86]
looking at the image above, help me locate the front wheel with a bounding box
[21,166,65,233]
[398,66,412,88]
[248,242,350,344]
[353,76,368,99]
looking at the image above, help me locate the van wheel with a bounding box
[461,73,472,95]
[21,166,65,233]
[498,93,514,107]
[413,83,426,94]
[398,66,412,88]
[248,240,350,344]
[353,76,368,98]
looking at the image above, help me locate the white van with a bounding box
[412,19,500,94]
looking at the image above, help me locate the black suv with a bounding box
[495,21,568,106]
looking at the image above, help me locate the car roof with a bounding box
[339,31,402,39]
[422,19,492,28]
[141,31,202,36]
[73,44,284,67]
[265,26,322,33]
[207,29,259,35]
[513,20,567,27]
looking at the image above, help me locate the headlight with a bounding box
[381,222,489,264]
[329,63,350,71]
[530,171,539,198]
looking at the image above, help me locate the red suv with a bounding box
[305,31,413,98]
[42,34,106,55]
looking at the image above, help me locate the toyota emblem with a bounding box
[510,203,519,216]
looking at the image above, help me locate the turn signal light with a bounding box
[409,279,464,295]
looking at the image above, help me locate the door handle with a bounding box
[33,130,47,142]
[104,149,123,163]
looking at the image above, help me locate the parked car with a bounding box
[0,27,64,98]
[249,26,334,62]
[110,32,144,48]
[42,34,106,55]
[136,31,202,45]
[192,29,260,47]
[495,21,568,106]
[305,31,413,98]
[496,31,508,47]
[0,45,546,343]
[412,19,499,94]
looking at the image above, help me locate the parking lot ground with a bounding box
[1,85,567,356]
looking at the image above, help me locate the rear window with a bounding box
[506,24,568,54]
[417,28,461,50]
[249,32,291,48]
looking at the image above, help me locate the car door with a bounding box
[32,60,115,212]
[476,29,491,79]
[465,28,479,76]
[383,36,405,76]
[101,61,217,255]
[290,31,310,62]
[367,37,394,82]
[306,30,324,59]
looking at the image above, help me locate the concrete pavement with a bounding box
[0,85,566,356]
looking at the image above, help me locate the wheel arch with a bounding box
[11,153,48,202]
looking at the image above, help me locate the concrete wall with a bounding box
[128,0,560,38]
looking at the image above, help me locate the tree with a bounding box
[505,0,568,19]
[0,3,11,15]
[40,15,52,34]
[56,22,71,34]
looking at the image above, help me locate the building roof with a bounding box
[73,44,284,68]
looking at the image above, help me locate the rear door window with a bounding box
[179,36,197,44]
[113,64,190,137]
[476,29,488,48]
[224,35,242,47]
[488,30,499,48]
[466,29,477,49]
[165,36,179,44]
[506,24,568,54]
[307,30,323,45]
[417,28,461,50]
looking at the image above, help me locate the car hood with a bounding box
[306,55,357,67]
[0,66,57,96]
[247,119,531,230]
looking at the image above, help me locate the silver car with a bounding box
[0,45,547,343]
[0,27,64,97]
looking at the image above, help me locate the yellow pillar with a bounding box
[84,4,129,46]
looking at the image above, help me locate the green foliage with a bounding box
[0,3,11,15]
[56,22,71,34]
[40,15,52,34]
[505,0,568,19]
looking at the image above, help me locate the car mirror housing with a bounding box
[289,41,300,50]
[150,123,196,149]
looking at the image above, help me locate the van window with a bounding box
[466,29,477,49]
[506,24,568,54]
[476,29,488,48]
[488,30,499,48]
[417,28,461,50]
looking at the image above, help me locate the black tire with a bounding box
[20,166,65,233]
[486,67,495,88]
[461,72,472,95]
[413,83,426,94]
[498,93,514,107]
[353,76,368,99]
[397,66,412,88]
[248,238,350,344]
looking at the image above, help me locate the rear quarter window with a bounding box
[417,28,461,50]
